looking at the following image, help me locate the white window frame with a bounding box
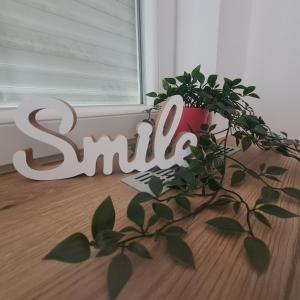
[0,0,160,166]
[0,0,158,124]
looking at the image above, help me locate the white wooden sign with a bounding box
[13,96,198,180]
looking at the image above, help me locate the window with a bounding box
[0,0,160,167]
[0,0,142,108]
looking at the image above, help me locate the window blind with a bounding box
[0,0,140,108]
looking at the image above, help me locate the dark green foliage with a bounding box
[242,136,252,151]
[44,233,90,263]
[149,176,163,197]
[166,236,195,269]
[254,211,272,228]
[132,192,154,203]
[92,197,115,240]
[97,245,119,257]
[265,166,287,175]
[258,205,298,218]
[127,242,152,259]
[210,197,232,208]
[120,226,140,233]
[152,203,174,220]
[175,195,191,211]
[256,187,280,205]
[95,231,124,249]
[206,217,245,234]
[164,226,187,237]
[107,254,132,300]
[282,187,300,200]
[231,170,246,186]
[208,178,221,191]
[244,237,270,275]
[127,201,145,227]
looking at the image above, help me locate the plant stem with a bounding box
[225,155,281,190]
[221,187,254,236]
[119,192,219,247]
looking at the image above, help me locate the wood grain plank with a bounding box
[0,147,299,300]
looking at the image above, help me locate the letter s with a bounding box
[13,99,81,180]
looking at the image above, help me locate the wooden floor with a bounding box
[0,147,300,300]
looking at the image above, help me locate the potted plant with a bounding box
[146,65,221,136]
[45,66,300,300]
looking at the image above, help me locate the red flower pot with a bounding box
[175,107,210,136]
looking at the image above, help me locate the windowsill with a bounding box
[0,104,153,124]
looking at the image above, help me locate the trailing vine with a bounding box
[45,65,300,300]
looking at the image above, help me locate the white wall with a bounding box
[217,0,300,138]
[175,0,221,75]
[157,0,177,81]
[216,0,253,131]
[243,0,300,138]
[217,0,252,79]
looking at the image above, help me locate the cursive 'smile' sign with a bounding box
[13,96,198,180]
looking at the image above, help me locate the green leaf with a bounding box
[196,72,205,84]
[199,135,211,146]
[232,78,242,86]
[264,175,280,182]
[132,192,154,204]
[229,93,240,101]
[209,124,217,131]
[244,237,270,275]
[189,145,205,160]
[231,170,246,187]
[108,254,133,300]
[91,197,115,240]
[164,226,187,237]
[176,168,195,185]
[120,226,140,233]
[208,178,221,191]
[95,231,124,248]
[96,245,118,257]
[206,217,245,234]
[265,166,287,176]
[146,92,157,97]
[149,176,163,197]
[241,136,252,151]
[176,75,186,83]
[210,198,231,208]
[164,77,176,85]
[207,74,218,87]
[166,237,195,269]
[175,196,191,211]
[147,215,159,229]
[254,211,272,228]
[258,205,298,218]
[152,203,173,220]
[249,93,260,99]
[162,79,170,91]
[243,86,256,95]
[44,233,90,263]
[200,123,209,131]
[282,188,300,201]
[260,187,280,203]
[233,202,241,214]
[253,125,267,136]
[191,65,201,79]
[127,242,152,259]
[127,201,145,227]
